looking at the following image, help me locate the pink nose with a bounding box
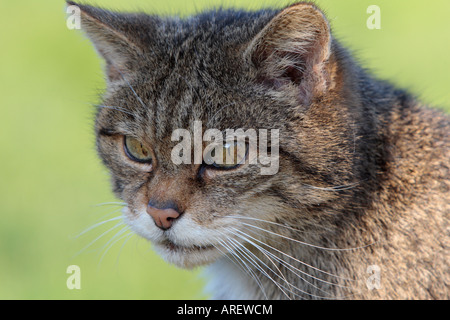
[146,203,181,230]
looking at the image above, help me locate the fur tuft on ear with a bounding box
[67,1,156,82]
[245,2,334,104]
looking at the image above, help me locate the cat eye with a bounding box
[123,136,153,163]
[204,141,248,170]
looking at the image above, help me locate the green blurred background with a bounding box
[0,0,449,299]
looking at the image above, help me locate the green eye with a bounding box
[124,136,152,163]
[204,141,248,170]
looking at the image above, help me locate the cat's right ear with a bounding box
[244,3,335,105]
[67,1,155,82]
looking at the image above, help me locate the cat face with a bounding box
[95,67,288,268]
[74,2,356,269]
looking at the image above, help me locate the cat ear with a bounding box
[245,3,334,104]
[67,1,155,82]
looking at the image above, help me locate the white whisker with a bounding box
[302,182,361,192]
[73,215,123,239]
[228,229,322,296]
[93,202,127,207]
[221,236,292,300]
[217,238,268,299]
[98,226,132,267]
[230,227,354,282]
[214,230,269,299]
[223,215,377,252]
[73,222,124,258]
[225,236,295,300]
[115,233,135,268]
[228,228,352,299]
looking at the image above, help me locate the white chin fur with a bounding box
[122,207,226,269]
[153,242,223,269]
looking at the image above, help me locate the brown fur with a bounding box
[70,1,449,299]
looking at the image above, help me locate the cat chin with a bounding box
[152,241,223,269]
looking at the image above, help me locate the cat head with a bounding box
[72,1,359,268]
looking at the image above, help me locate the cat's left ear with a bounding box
[245,3,336,104]
[67,1,156,82]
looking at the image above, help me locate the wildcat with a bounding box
[69,1,449,299]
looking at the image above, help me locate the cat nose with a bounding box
[146,200,182,231]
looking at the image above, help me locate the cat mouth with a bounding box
[158,239,216,253]
[153,238,222,268]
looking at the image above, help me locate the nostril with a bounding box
[146,202,182,230]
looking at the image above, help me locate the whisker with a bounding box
[302,181,361,192]
[226,236,295,300]
[213,230,268,299]
[72,222,124,258]
[224,215,377,252]
[228,228,323,295]
[230,227,354,282]
[237,227,359,298]
[93,202,127,208]
[224,230,293,294]
[89,207,124,222]
[228,228,351,299]
[216,238,268,300]
[73,215,123,239]
[228,231,339,300]
[221,236,292,300]
[115,233,135,268]
[98,226,131,267]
